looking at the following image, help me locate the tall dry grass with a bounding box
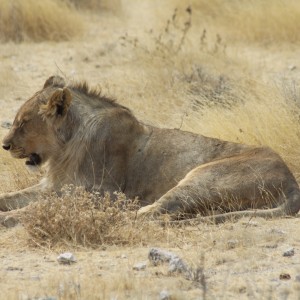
[119,0,300,44]
[190,0,300,43]
[0,0,83,42]
[183,77,300,179]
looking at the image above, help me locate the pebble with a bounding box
[269,228,286,235]
[20,296,57,300]
[57,252,77,265]
[148,248,179,265]
[288,65,297,71]
[279,273,291,280]
[159,290,170,300]
[227,239,239,249]
[283,247,294,257]
[1,121,11,129]
[168,256,188,274]
[133,261,147,271]
[149,248,189,275]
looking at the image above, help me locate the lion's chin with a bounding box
[25,153,41,166]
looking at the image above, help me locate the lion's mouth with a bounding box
[25,153,41,166]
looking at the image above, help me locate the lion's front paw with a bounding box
[0,211,21,228]
[137,203,163,220]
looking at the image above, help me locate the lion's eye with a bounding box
[19,121,28,129]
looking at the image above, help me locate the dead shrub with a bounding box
[0,0,83,42]
[22,186,166,248]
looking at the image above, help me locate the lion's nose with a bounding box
[2,143,11,151]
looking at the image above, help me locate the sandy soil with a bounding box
[1,3,300,299]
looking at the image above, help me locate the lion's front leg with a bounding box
[137,201,166,220]
[137,185,193,220]
[0,208,26,227]
[0,182,46,211]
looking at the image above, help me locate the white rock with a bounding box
[160,290,170,300]
[57,252,77,264]
[288,65,297,71]
[133,261,147,271]
[148,248,188,274]
[227,239,239,249]
[168,256,188,274]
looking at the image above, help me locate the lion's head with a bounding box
[2,76,72,169]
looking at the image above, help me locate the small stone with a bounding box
[133,261,147,271]
[280,273,291,280]
[57,252,77,265]
[269,228,286,235]
[2,215,19,228]
[159,290,170,300]
[148,248,178,265]
[227,239,239,249]
[283,247,294,257]
[265,244,278,249]
[31,275,40,281]
[121,254,127,259]
[1,121,11,129]
[19,295,57,300]
[148,247,189,275]
[6,266,23,271]
[288,65,297,71]
[168,256,188,274]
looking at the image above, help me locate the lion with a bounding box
[1,75,300,226]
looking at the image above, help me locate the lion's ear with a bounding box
[40,87,72,118]
[43,76,66,89]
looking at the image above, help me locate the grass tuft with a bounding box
[22,186,167,248]
[0,0,83,42]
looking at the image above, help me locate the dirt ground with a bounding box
[2,2,300,299]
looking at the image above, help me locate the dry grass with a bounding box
[0,0,83,42]
[22,186,169,248]
[191,0,300,43]
[183,79,300,180]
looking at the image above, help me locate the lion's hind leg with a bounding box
[138,148,300,221]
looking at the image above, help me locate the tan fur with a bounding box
[1,76,300,226]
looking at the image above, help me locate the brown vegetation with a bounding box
[0,0,83,42]
[23,187,168,248]
[191,0,300,43]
